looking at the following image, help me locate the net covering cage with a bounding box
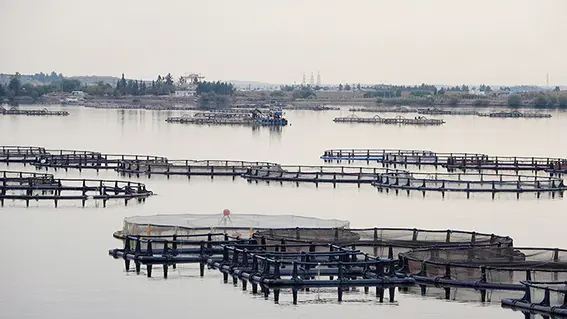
[254,228,512,257]
[400,246,567,286]
[121,213,350,238]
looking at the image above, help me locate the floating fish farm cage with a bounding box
[502,281,567,316]
[320,148,567,174]
[242,165,405,185]
[253,227,513,257]
[417,108,480,116]
[109,214,529,306]
[348,107,417,113]
[478,111,552,118]
[0,106,69,116]
[165,109,288,126]
[2,145,567,201]
[399,246,567,301]
[34,153,166,171]
[118,212,350,238]
[117,160,279,177]
[285,105,339,111]
[0,170,153,207]
[333,115,445,125]
[0,146,48,164]
[372,171,566,198]
[107,211,567,313]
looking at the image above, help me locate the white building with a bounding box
[468,88,486,96]
[71,91,85,97]
[173,83,197,97]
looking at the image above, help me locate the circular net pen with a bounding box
[1,172,153,207]
[118,213,350,239]
[372,171,566,198]
[399,246,567,302]
[1,170,57,186]
[242,165,405,185]
[254,228,513,258]
[117,160,278,177]
[35,152,166,171]
[502,281,567,316]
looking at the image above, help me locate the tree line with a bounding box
[0,72,235,102]
[0,72,82,100]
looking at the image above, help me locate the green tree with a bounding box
[59,78,81,92]
[356,83,361,91]
[165,73,174,86]
[270,90,285,97]
[547,95,558,107]
[0,84,6,98]
[532,95,548,108]
[559,96,567,108]
[449,97,459,106]
[344,83,351,91]
[292,88,315,99]
[507,94,522,107]
[554,86,560,92]
[8,73,22,96]
[120,73,127,94]
[338,84,343,91]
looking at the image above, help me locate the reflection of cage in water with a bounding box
[253,227,512,257]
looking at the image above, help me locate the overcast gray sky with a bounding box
[0,0,565,85]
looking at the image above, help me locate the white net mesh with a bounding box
[122,213,350,238]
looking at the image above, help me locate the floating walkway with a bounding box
[117,160,279,177]
[242,165,402,186]
[502,281,567,316]
[478,110,552,118]
[320,149,567,174]
[0,106,69,116]
[207,244,413,304]
[0,171,153,207]
[399,246,567,302]
[417,108,479,116]
[333,115,445,126]
[109,233,247,278]
[372,171,566,198]
[348,107,417,113]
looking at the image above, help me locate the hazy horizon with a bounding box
[1,0,566,86]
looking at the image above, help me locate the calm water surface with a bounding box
[1,105,564,319]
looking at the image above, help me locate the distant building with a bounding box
[71,91,85,97]
[174,88,196,97]
[468,88,485,96]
